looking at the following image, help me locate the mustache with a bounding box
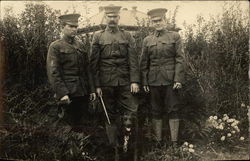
[109,21,117,24]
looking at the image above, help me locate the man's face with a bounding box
[151,18,165,31]
[105,13,120,27]
[62,24,78,38]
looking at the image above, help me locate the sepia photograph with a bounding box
[0,1,249,161]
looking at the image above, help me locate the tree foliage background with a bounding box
[0,2,249,161]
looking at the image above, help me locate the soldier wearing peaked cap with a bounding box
[139,8,185,147]
[89,4,140,157]
[47,14,96,132]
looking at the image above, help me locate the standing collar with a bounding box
[62,35,75,44]
[154,29,167,37]
[105,26,120,33]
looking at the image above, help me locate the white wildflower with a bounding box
[213,122,219,128]
[188,148,195,153]
[241,103,246,107]
[221,136,226,141]
[189,144,194,148]
[234,120,239,124]
[240,137,245,141]
[218,124,224,130]
[184,142,188,146]
[231,122,236,127]
[227,133,232,137]
[227,119,234,123]
[234,126,240,132]
[232,130,236,134]
[223,116,229,121]
[213,116,218,120]
[209,116,213,120]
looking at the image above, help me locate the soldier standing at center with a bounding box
[89,4,140,158]
[140,8,185,147]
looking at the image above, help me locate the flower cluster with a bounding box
[178,142,201,161]
[180,142,195,153]
[206,114,245,145]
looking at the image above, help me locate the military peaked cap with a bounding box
[103,4,121,14]
[58,14,81,26]
[147,8,168,21]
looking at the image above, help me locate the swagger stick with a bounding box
[99,96,111,125]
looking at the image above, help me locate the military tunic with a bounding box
[140,29,184,118]
[90,27,140,118]
[47,36,95,127]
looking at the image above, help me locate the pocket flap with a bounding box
[59,48,74,54]
[100,40,112,45]
[146,41,157,47]
[159,40,174,45]
[118,40,128,44]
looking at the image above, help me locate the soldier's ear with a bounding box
[60,22,67,29]
[162,16,167,23]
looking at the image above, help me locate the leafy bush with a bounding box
[0,2,61,88]
[181,2,249,140]
[205,114,246,149]
[1,84,104,161]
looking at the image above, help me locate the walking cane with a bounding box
[99,95,111,125]
[100,95,119,161]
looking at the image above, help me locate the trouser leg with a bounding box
[165,85,181,144]
[149,86,164,143]
[58,96,89,132]
[152,118,163,142]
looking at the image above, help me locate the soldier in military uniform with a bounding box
[46,14,96,132]
[140,8,185,146]
[89,4,140,152]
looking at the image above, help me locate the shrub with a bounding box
[1,2,61,88]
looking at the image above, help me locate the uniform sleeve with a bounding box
[139,38,149,86]
[85,50,95,93]
[174,33,185,84]
[127,32,140,83]
[47,43,69,100]
[89,33,101,87]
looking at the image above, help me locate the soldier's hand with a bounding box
[60,95,71,104]
[90,93,96,101]
[131,83,139,94]
[173,82,182,90]
[96,88,102,97]
[143,86,150,93]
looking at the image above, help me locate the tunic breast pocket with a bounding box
[60,48,76,68]
[160,41,175,57]
[147,42,157,54]
[118,40,128,56]
[99,41,112,57]
[76,49,87,66]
